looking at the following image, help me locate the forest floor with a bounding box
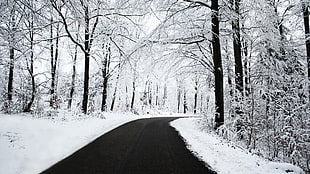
[0,112,304,174]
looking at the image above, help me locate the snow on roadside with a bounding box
[170,118,304,174]
[0,111,141,174]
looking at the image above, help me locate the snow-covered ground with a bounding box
[0,111,142,174]
[1,112,304,174]
[171,118,305,174]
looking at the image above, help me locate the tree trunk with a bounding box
[302,1,310,96]
[163,83,167,106]
[183,88,187,114]
[177,83,181,112]
[131,82,136,110]
[194,80,198,114]
[68,24,79,110]
[126,85,129,109]
[68,44,77,109]
[50,20,59,109]
[212,0,224,128]
[110,63,121,111]
[24,21,35,112]
[131,68,136,110]
[8,47,14,102]
[232,0,243,96]
[101,41,111,112]
[7,7,16,111]
[148,81,152,106]
[110,83,117,111]
[155,84,159,106]
[82,6,90,114]
[101,75,108,111]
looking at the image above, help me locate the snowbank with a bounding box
[0,111,141,174]
[170,118,304,174]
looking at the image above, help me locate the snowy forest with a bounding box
[0,0,309,172]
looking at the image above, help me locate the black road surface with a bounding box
[41,117,216,174]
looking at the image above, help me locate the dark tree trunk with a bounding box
[131,69,136,110]
[131,82,135,110]
[126,85,129,109]
[101,41,111,112]
[7,8,16,111]
[183,89,187,114]
[302,1,310,94]
[148,81,152,106]
[110,63,120,111]
[49,16,54,106]
[177,83,181,113]
[24,69,35,112]
[211,0,224,129]
[232,0,243,96]
[227,66,233,96]
[194,81,198,114]
[50,21,59,108]
[110,83,117,111]
[82,6,90,114]
[8,46,14,103]
[101,76,108,111]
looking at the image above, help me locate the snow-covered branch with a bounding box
[184,0,211,9]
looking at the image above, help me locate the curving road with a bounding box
[41,117,216,174]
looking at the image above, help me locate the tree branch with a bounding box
[148,36,207,45]
[184,0,211,9]
[50,1,86,54]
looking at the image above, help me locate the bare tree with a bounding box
[51,0,99,114]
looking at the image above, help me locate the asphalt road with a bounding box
[41,117,216,174]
